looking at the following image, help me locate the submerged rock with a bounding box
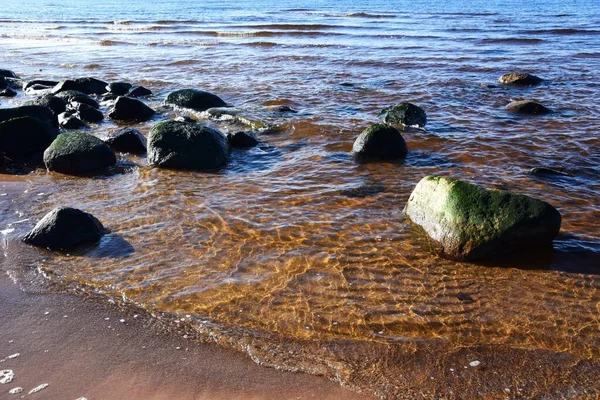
[165,89,228,111]
[352,123,407,161]
[227,131,259,148]
[104,127,147,154]
[106,82,132,96]
[108,96,155,121]
[0,105,56,126]
[379,102,427,128]
[128,85,152,97]
[23,207,105,250]
[148,120,230,170]
[52,77,108,95]
[530,167,572,177]
[43,132,116,174]
[55,90,100,109]
[506,99,551,115]
[404,176,562,261]
[498,72,543,86]
[24,94,68,115]
[0,117,58,161]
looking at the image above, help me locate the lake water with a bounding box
[1,0,600,398]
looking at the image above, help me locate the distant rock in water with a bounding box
[506,99,551,115]
[106,82,132,96]
[108,96,155,121]
[530,167,573,177]
[498,72,543,86]
[379,102,427,128]
[52,77,109,95]
[352,123,407,161]
[0,69,18,79]
[23,207,105,250]
[55,90,100,109]
[0,105,56,127]
[24,94,68,116]
[0,116,58,161]
[104,127,147,154]
[404,176,562,261]
[165,89,228,111]
[148,120,230,170]
[44,132,116,174]
[127,85,152,97]
[227,131,259,148]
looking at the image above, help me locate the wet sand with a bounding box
[0,272,374,400]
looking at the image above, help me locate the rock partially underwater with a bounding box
[43,132,116,174]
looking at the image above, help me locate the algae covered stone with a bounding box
[148,120,230,170]
[23,207,105,250]
[352,123,407,161]
[165,89,227,111]
[506,100,551,115]
[379,102,427,128]
[43,132,116,174]
[498,72,543,86]
[404,176,561,261]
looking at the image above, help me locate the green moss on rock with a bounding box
[43,132,116,174]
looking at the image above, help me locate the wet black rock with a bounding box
[227,131,259,148]
[58,112,86,129]
[0,116,59,161]
[43,132,116,174]
[352,123,407,161]
[506,100,551,115]
[23,207,105,250]
[148,120,230,170]
[379,102,427,128]
[0,105,56,126]
[55,90,100,109]
[52,77,109,95]
[0,69,18,79]
[127,86,152,97]
[0,88,17,97]
[498,72,543,86]
[106,82,132,96]
[24,80,59,91]
[67,102,104,123]
[24,95,68,116]
[165,89,228,111]
[104,127,147,154]
[530,167,572,177]
[108,96,155,121]
[0,77,9,89]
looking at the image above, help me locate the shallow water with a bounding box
[1,0,600,398]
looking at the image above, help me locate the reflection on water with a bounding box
[1,0,600,397]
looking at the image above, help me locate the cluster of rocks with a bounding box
[5,68,561,263]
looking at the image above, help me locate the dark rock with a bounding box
[0,105,56,126]
[4,78,23,90]
[0,69,18,78]
[58,112,86,129]
[101,93,120,101]
[0,117,59,161]
[352,123,407,161]
[55,90,100,109]
[24,95,68,116]
[24,80,59,91]
[52,78,109,95]
[43,132,116,174]
[165,89,227,111]
[25,84,54,94]
[457,293,475,303]
[23,207,105,250]
[379,102,427,128]
[506,100,551,115]
[227,131,259,148]
[106,82,132,96]
[108,96,155,121]
[148,120,230,170]
[0,77,8,89]
[104,127,147,154]
[0,88,17,97]
[404,176,562,261]
[498,72,543,86]
[530,167,572,177]
[67,102,104,123]
[127,86,152,97]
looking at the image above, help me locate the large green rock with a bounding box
[43,132,116,174]
[24,94,68,115]
[404,176,562,261]
[352,123,407,161]
[0,105,56,126]
[165,89,227,111]
[0,117,59,161]
[379,102,427,127]
[148,120,230,170]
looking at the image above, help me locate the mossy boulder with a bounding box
[55,90,100,109]
[165,89,227,111]
[52,78,108,95]
[379,102,426,128]
[498,72,543,86]
[108,96,155,121]
[0,117,59,161]
[506,100,551,115]
[104,127,147,154]
[404,176,562,261]
[43,132,116,174]
[352,123,407,161]
[24,94,68,116]
[23,207,105,250]
[148,120,230,170]
[0,105,56,126]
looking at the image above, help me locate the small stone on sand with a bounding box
[7,354,19,359]
[8,386,22,394]
[469,360,481,367]
[28,383,49,394]
[0,370,15,384]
